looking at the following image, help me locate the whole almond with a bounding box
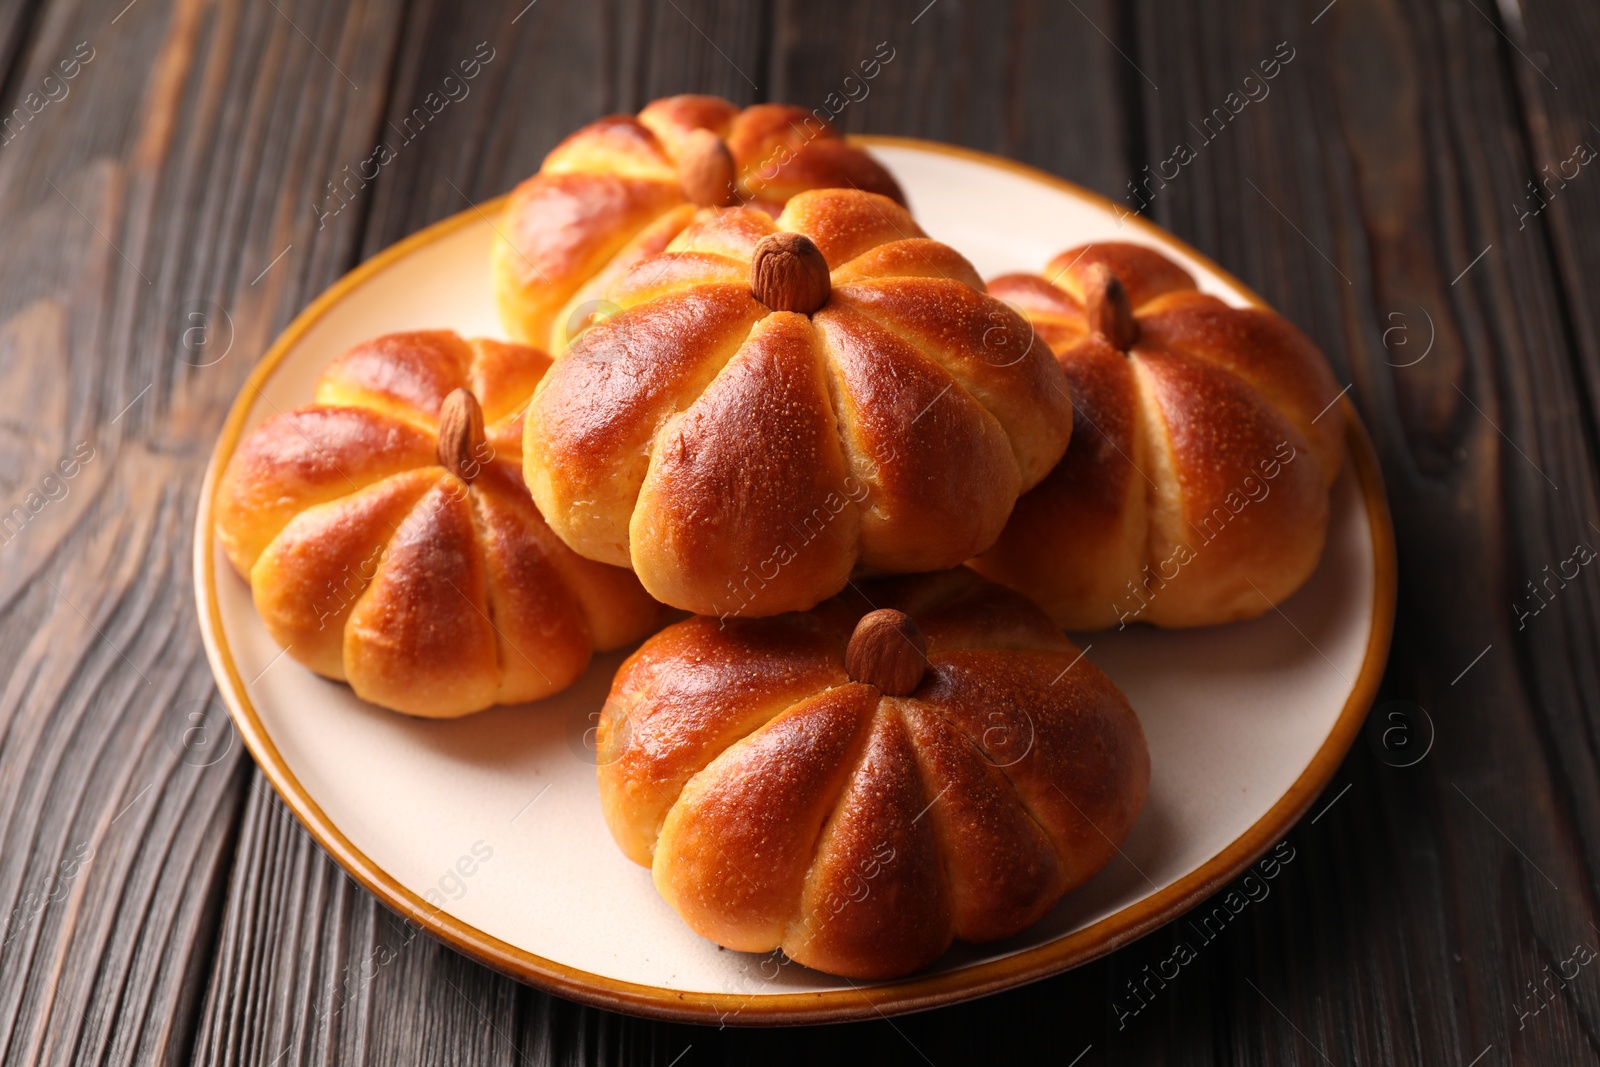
[750,232,831,315]
[1082,262,1139,351]
[678,128,739,208]
[845,609,928,696]
[437,388,489,482]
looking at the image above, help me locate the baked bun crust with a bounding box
[973,243,1346,629]
[214,331,664,717]
[492,94,906,351]
[524,189,1074,618]
[596,569,1149,979]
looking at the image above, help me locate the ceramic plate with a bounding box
[195,137,1396,1025]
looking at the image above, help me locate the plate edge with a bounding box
[192,136,1398,1026]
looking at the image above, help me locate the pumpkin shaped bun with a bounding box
[974,243,1346,630]
[213,331,664,717]
[492,93,905,351]
[596,569,1149,980]
[523,188,1074,619]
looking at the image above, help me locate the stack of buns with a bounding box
[214,95,1347,980]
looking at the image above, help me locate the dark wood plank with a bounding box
[769,0,1136,201]
[0,0,410,1063]
[1511,0,1600,412]
[0,0,44,109]
[359,0,769,257]
[1100,0,1600,1064]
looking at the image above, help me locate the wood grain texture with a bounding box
[0,0,405,1063]
[768,0,1135,201]
[0,0,1594,1063]
[1118,0,1600,1064]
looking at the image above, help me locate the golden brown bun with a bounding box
[213,331,665,717]
[524,189,1074,618]
[973,243,1346,629]
[596,569,1149,980]
[492,94,906,351]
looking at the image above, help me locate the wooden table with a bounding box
[2,0,1597,1062]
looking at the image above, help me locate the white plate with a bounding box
[195,138,1395,1024]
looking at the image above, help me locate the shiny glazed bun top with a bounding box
[597,569,1149,979]
[974,242,1346,630]
[492,94,906,351]
[213,331,664,717]
[523,188,1074,619]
